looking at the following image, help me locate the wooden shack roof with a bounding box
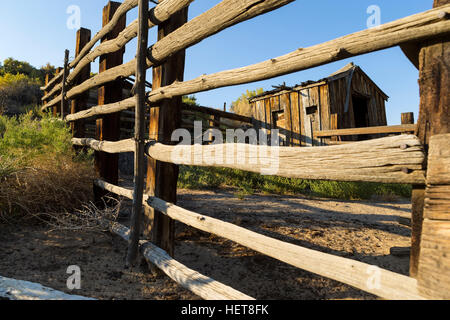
[248,84,294,102]
[249,63,389,103]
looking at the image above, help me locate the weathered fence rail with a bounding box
[42,0,294,110]
[0,276,95,300]
[109,221,254,300]
[73,134,426,184]
[97,179,424,300]
[39,0,450,300]
[49,4,450,118]
[315,124,417,138]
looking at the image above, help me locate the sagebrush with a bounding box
[0,111,94,223]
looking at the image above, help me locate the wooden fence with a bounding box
[40,0,450,300]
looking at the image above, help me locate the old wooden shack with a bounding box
[250,63,389,146]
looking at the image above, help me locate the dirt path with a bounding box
[0,189,412,300]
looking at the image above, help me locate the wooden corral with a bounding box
[250,63,388,146]
[77,79,252,141]
[84,84,134,139]
[35,0,450,300]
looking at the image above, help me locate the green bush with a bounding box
[0,116,6,136]
[0,111,72,164]
[0,110,94,222]
[0,73,42,114]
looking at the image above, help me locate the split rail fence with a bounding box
[40,0,450,300]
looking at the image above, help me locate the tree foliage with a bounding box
[0,58,55,115]
[231,88,264,117]
[0,73,41,115]
[0,58,55,84]
[182,95,200,106]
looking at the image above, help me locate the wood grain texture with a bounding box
[40,70,63,92]
[139,6,450,107]
[41,0,139,101]
[418,220,450,299]
[410,186,425,278]
[401,112,415,125]
[126,0,150,267]
[424,185,450,220]
[425,134,450,185]
[96,180,425,300]
[108,221,254,300]
[53,6,450,118]
[66,97,135,122]
[182,104,253,124]
[144,4,188,258]
[0,276,95,301]
[60,49,70,119]
[418,134,450,299]
[413,0,450,281]
[42,0,193,103]
[75,135,426,184]
[70,0,138,69]
[72,137,135,153]
[146,135,425,184]
[315,124,416,137]
[41,0,294,110]
[42,0,138,100]
[94,1,126,207]
[71,28,91,140]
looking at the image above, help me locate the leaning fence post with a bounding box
[61,49,70,120]
[144,2,189,258]
[94,1,126,207]
[126,0,149,267]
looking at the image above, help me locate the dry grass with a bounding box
[38,197,121,234]
[0,153,94,223]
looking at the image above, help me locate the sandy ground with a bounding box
[0,189,412,300]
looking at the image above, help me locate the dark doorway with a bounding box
[352,95,370,141]
[352,95,369,128]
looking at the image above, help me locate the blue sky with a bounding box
[0,0,433,124]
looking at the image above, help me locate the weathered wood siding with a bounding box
[290,91,302,146]
[251,67,388,146]
[350,69,388,126]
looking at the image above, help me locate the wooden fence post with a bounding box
[207,115,220,144]
[144,3,189,257]
[43,73,53,107]
[401,112,415,125]
[126,0,149,267]
[94,1,126,207]
[418,134,450,299]
[71,28,91,143]
[61,49,70,120]
[53,67,62,117]
[410,0,450,284]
